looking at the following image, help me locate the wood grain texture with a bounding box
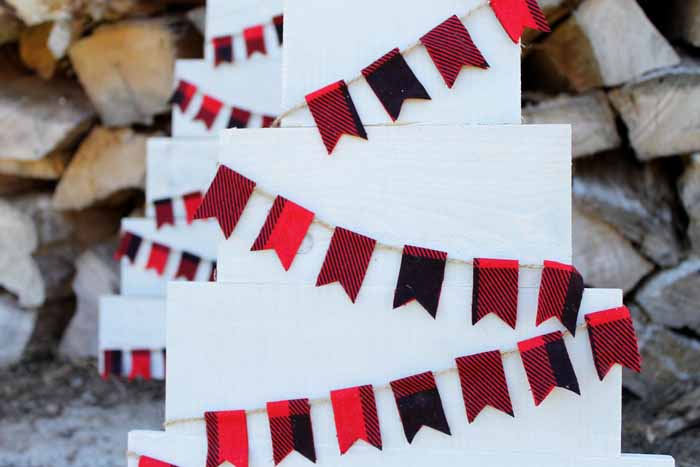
[98,296,165,351]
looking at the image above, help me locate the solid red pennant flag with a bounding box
[305,80,368,154]
[114,231,142,263]
[244,25,267,57]
[183,191,203,224]
[272,14,284,45]
[362,48,430,121]
[175,252,200,281]
[455,350,514,422]
[169,80,197,112]
[393,245,447,318]
[195,166,256,238]
[518,331,580,406]
[585,306,642,380]
[154,198,175,228]
[420,15,489,89]
[390,372,451,443]
[129,349,152,381]
[145,242,170,276]
[139,455,178,467]
[101,349,123,379]
[205,410,248,467]
[228,107,252,129]
[267,399,316,465]
[316,227,376,302]
[537,260,584,335]
[491,0,550,43]
[251,196,314,270]
[472,258,519,328]
[212,35,234,66]
[195,95,223,129]
[261,115,276,128]
[330,385,382,454]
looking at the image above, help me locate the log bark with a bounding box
[0,151,72,180]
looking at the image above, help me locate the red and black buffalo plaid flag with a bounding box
[183,191,203,224]
[154,197,175,228]
[455,350,514,422]
[330,385,382,454]
[175,252,200,281]
[316,227,376,302]
[145,242,170,276]
[205,410,248,467]
[212,35,234,66]
[518,331,580,406]
[272,14,284,45]
[251,196,314,270]
[138,455,178,467]
[244,25,266,57]
[585,306,642,380]
[114,231,142,263]
[267,399,316,465]
[393,245,447,318]
[420,15,489,89]
[537,260,584,335]
[228,107,252,129]
[209,262,217,282]
[472,258,519,328]
[195,95,224,129]
[261,115,276,128]
[305,80,367,154]
[195,166,256,238]
[169,80,197,112]
[390,372,451,443]
[102,349,123,379]
[129,349,152,381]
[362,48,430,121]
[491,0,550,43]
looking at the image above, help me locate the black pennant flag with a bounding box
[393,245,447,318]
[362,48,431,121]
[390,372,451,443]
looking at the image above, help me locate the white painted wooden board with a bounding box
[145,137,218,219]
[172,59,282,138]
[127,429,674,467]
[119,218,220,297]
[282,0,521,127]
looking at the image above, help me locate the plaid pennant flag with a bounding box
[101,349,123,379]
[209,262,217,282]
[139,456,178,467]
[205,410,248,467]
[251,196,314,271]
[195,95,224,129]
[306,80,367,154]
[362,48,430,121]
[393,245,447,318]
[390,372,451,443]
[145,242,170,276]
[195,166,256,238]
[175,252,200,281]
[154,198,175,228]
[316,227,376,303]
[272,14,284,45]
[244,25,267,57]
[261,115,276,128]
[472,258,519,328]
[537,260,584,335]
[114,231,142,263]
[228,107,252,129]
[491,0,550,43]
[330,385,382,454]
[183,191,203,224]
[267,399,316,465]
[420,15,489,89]
[129,349,152,381]
[212,35,234,66]
[585,306,642,380]
[455,350,514,422]
[518,331,580,406]
[169,80,197,112]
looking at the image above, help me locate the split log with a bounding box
[679,154,700,253]
[608,63,700,160]
[523,91,620,158]
[525,0,679,92]
[0,6,21,45]
[669,0,700,47]
[187,6,206,35]
[0,151,72,180]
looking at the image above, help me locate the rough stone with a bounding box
[0,295,36,366]
[679,154,700,254]
[11,192,75,246]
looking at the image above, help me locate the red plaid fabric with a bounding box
[194,95,224,129]
[316,227,376,302]
[154,198,175,228]
[101,349,123,379]
[456,350,513,422]
[261,115,276,128]
[175,252,200,281]
[390,372,451,443]
[212,35,234,66]
[169,80,197,112]
[145,242,170,276]
[585,306,642,380]
[243,25,266,57]
[491,0,550,43]
[114,231,142,263]
[195,166,256,238]
[272,14,284,45]
[330,385,382,454]
[228,107,252,129]
[205,410,248,467]
[267,399,316,464]
[183,191,203,224]
[129,349,151,381]
[537,260,584,334]
[139,455,178,467]
[472,258,519,328]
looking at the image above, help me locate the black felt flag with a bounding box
[393,245,447,318]
[390,372,451,443]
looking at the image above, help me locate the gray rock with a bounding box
[0,295,36,366]
[647,386,700,440]
[679,154,700,254]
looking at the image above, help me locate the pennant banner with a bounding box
[316,227,376,302]
[267,399,316,465]
[393,245,447,318]
[472,258,519,328]
[169,79,197,112]
[154,198,175,228]
[183,191,204,224]
[211,14,283,66]
[175,252,201,281]
[129,349,152,381]
[212,35,233,66]
[491,0,550,43]
[205,410,249,467]
[195,166,256,238]
[272,14,284,45]
[456,350,514,422]
[330,385,382,454]
[114,231,142,263]
[244,25,266,57]
[537,260,584,335]
[194,95,224,130]
[101,349,123,379]
[390,372,451,443]
[585,306,642,380]
[145,242,170,276]
[139,456,178,467]
[151,192,204,229]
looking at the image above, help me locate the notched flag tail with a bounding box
[175,252,200,281]
[491,0,550,43]
[114,231,142,263]
[362,48,430,121]
[273,15,284,45]
[145,242,170,276]
[244,25,266,57]
[139,455,179,467]
[316,227,376,303]
[169,80,197,112]
[456,350,514,422]
[183,191,203,224]
[205,410,248,467]
[195,95,224,129]
[212,35,234,66]
[585,306,642,380]
[251,196,314,271]
[420,15,489,89]
[195,166,256,238]
[472,258,519,329]
[129,349,152,381]
[330,385,382,454]
[228,107,252,129]
[154,197,175,228]
[102,349,123,379]
[537,260,584,335]
[518,331,580,406]
[267,399,316,465]
[209,262,217,282]
[262,115,276,128]
[393,245,447,318]
[390,372,451,443]
[305,80,367,155]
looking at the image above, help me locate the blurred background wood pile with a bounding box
[0,0,698,465]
